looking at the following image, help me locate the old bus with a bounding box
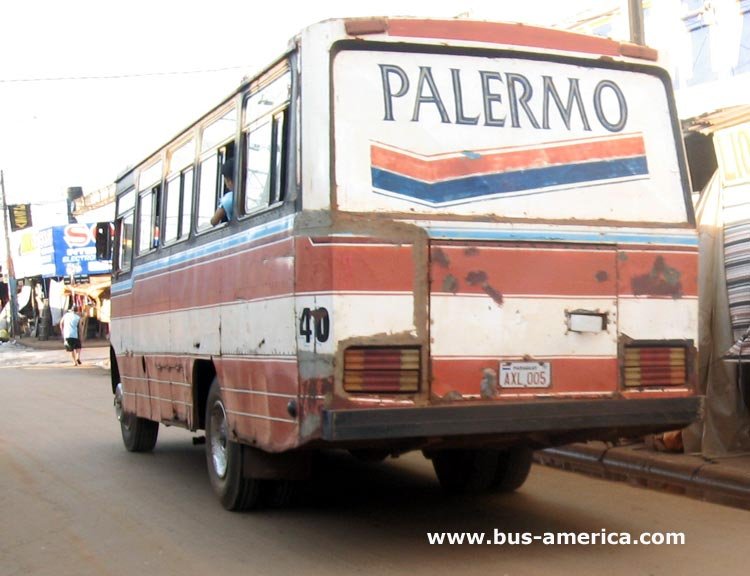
[110,17,702,509]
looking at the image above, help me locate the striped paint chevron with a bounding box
[370,134,649,206]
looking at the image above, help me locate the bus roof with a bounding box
[337,17,658,61]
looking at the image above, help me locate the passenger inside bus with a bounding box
[210,159,234,225]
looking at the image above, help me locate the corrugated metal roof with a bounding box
[684,105,750,134]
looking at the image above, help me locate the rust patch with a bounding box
[433,247,450,268]
[464,247,479,257]
[440,390,464,403]
[480,368,499,399]
[466,270,488,285]
[442,274,459,294]
[483,284,504,306]
[632,256,683,298]
[466,271,504,305]
[595,270,609,283]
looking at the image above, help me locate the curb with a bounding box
[535,443,750,510]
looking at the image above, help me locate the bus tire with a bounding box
[205,378,261,511]
[431,449,498,494]
[491,446,533,492]
[262,479,296,508]
[115,382,159,452]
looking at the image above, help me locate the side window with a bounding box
[245,121,272,211]
[118,213,134,272]
[137,185,161,254]
[164,139,195,243]
[114,188,135,274]
[164,175,180,243]
[197,153,220,229]
[136,160,163,254]
[242,72,290,215]
[197,108,236,231]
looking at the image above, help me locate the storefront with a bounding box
[8,222,112,338]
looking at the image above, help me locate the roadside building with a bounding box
[561,0,750,454]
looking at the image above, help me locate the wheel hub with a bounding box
[209,401,229,479]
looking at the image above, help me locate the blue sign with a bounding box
[39,223,111,278]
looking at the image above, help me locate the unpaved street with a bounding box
[1,361,748,576]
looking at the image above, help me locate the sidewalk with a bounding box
[535,441,750,510]
[0,336,110,368]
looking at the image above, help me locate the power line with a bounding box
[0,64,251,84]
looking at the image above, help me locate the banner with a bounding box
[8,204,32,231]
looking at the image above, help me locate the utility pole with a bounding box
[628,0,646,45]
[1,170,20,338]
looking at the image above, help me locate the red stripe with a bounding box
[371,136,645,182]
[387,19,622,57]
[431,357,619,397]
[295,237,414,293]
[431,242,617,297]
[114,238,295,316]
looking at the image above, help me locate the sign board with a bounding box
[38,223,112,278]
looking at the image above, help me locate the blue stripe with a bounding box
[425,226,698,246]
[372,157,649,205]
[112,215,294,295]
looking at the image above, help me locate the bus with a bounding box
[110,17,702,510]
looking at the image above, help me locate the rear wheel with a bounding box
[431,449,498,494]
[205,378,262,511]
[115,383,159,452]
[491,446,533,492]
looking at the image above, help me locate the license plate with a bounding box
[499,362,551,388]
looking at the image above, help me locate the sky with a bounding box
[0,0,607,251]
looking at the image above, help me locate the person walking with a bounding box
[60,305,82,366]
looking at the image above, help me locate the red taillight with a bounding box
[623,345,687,387]
[344,347,420,393]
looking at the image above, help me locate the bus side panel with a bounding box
[216,357,300,451]
[213,234,299,452]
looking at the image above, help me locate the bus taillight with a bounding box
[343,347,420,393]
[623,345,688,387]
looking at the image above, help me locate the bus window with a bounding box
[181,169,194,234]
[244,121,272,211]
[164,175,180,243]
[243,106,288,213]
[165,139,195,242]
[197,109,236,230]
[117,212,134,272]
[164,168,194,243]
[197,154,220,229]
[137,186,160,253]
[202,109,236,152]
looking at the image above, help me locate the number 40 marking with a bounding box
[299,307,330,344]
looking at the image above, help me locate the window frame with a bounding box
[195,103,237,235]
[113,186,136,275]
[238,70,292,223]
[163,136,196,246]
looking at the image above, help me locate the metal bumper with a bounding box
[321,396,703,442]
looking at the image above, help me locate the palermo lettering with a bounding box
[379,63,628,133]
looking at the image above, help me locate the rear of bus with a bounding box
[294,19,702,491]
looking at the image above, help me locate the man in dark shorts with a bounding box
[60,305,82,365]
